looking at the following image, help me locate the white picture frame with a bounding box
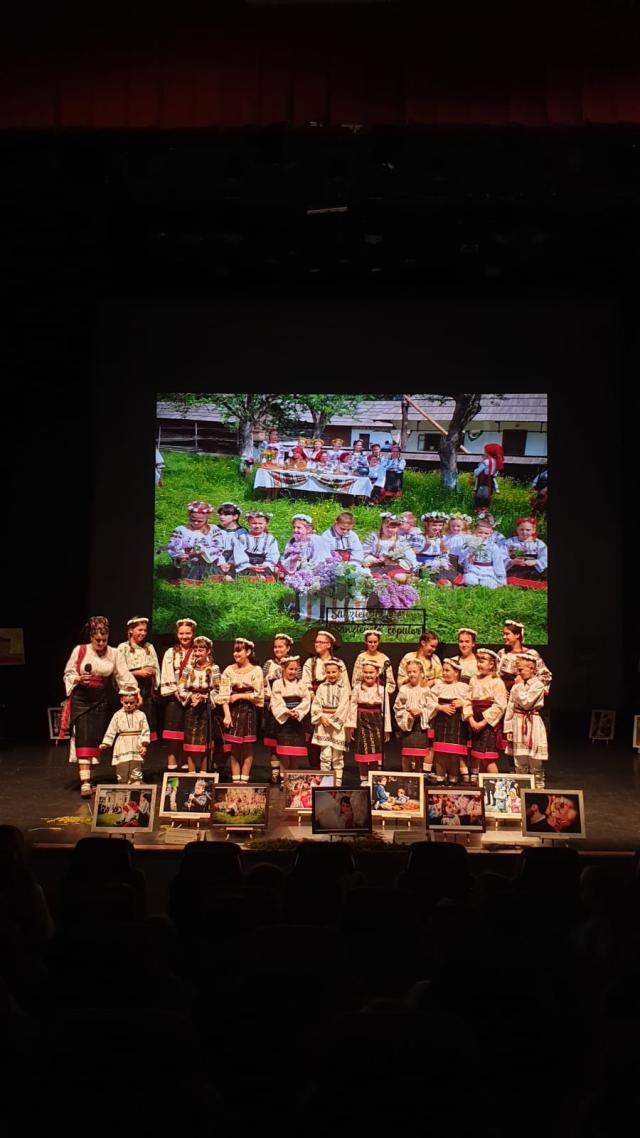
[478,772,534,821]
[521,789,587,839]
[91,784,157,833]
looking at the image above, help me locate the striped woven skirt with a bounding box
[353,703,384,765]
[275,697,308,760]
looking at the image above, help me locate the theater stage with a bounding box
[2,734,639,854]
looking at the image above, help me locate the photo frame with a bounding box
[47,705,69,741]
[368,771,425,820]
[633,715,640,751]
[282,771,335,814]
[478,773,534,821]
[311,787,373,836]
[211,784,269,828]
[159,771,220,820]
[521,789,587,839]
[91,784,157,833]
[589,709,616,742]
[427,788,485,832]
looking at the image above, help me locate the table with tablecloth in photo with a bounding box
[253,464,374,498]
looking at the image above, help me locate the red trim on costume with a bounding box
[453,574,464,586]
[354,752,382,763]
[506,576,547,590]
[224,733,257,745]
[263,736,277,748]
[401,746,427,756]
[162,730,184,740]
[276,744,309,757]
[432,742,469,756]
[177,647,193,678]
[76,746,101,758]
[183,743,207,753]
[149,732,158,742]
[470,748,499,761]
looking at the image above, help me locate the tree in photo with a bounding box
[161,392,300,456]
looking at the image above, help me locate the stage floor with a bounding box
[2,734,639,853]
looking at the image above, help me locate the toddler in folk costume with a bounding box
[100,684,150,785]
[310,658,351,787]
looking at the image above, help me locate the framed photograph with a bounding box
[521,789,587,839]
[211,784,269,828]
[634,715,640,751]
[478,773,534,821]
[91,784,157,832]
[311,787,372,836]
[47,705,69,741]
[369,771,425,820]
[159,771,220,820]
[427,788,485,832]
[589,709,616,741]
[282,771,335,814]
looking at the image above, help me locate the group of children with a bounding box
[163,501,547,591]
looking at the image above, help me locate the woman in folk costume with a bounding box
[451,628,480,684]
[167,500,226,584]
[497,620,552,696]
[233,511,280,580]
[462,648,508,781]
[394,660,435,773]
[62,615,137,798]
[504,653,549,788]
[310,658,351,787]
[352,629,396,696]
[428,658,469,784]
[177,636,226,774]
[116,616,160,743]
[262,632,295,782]
[379,442,406,500]
[219,638,265,783]
[362,513,418,582]
[160,618,198,771]
[270,656,312,781]
[347,661,392,786]
[473,442,503,511]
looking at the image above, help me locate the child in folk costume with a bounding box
[262,632,294,783]
[459,517,507,589]
[441,512,473,576]
[416,511,455,584]
[233,511,280,580]
[270,656,312,781]
[505,517,548,588]
[394,660,435,773]
[497,620,552,696]
[160,618,197,771]
[362,513,418,582]
[219,638,265,783]
[310,659,351,787]
[280,514,329,576]
[177,636,226,774]
[473,443,503,511]
[302,630,350,693]
[352,629,396,696]
[99,684,150,784]
[504,653,549,788]
[428,658,469,784]
[462,648,508,782]
[398,511,425,553]
[212,502,248,580]
[167,501,226,584]
[347,661,392,786]
[117,616,160,744]
[319,512,364,565]
[62,615,138,798]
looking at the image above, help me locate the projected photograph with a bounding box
[154,394,548,643]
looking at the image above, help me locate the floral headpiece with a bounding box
[291,513,313,525]
[234,637,255,648]
[457,627,478,638]
[316,630,336,643]
[194,635,213,649]
[127,615,148,627]
[421,510,448,522]
[176,618,197,628]
[281,655,301,664]
[379,512,401,523]
[443,657,463,671]
[518,652,538,664]
[273,632,294,645]
[364,629,383,641]
[477,648,499,663]
[187,501,214,515]
[217,502,242,516]
[448,512,472,525]
[504,619,525,637]
[245,511,272,521]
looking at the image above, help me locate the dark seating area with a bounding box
[2,826,639,1133]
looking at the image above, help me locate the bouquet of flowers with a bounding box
[372,579,419,610]
[331,559,375,599]
[261,448,278,463]
[283,561,324,596]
